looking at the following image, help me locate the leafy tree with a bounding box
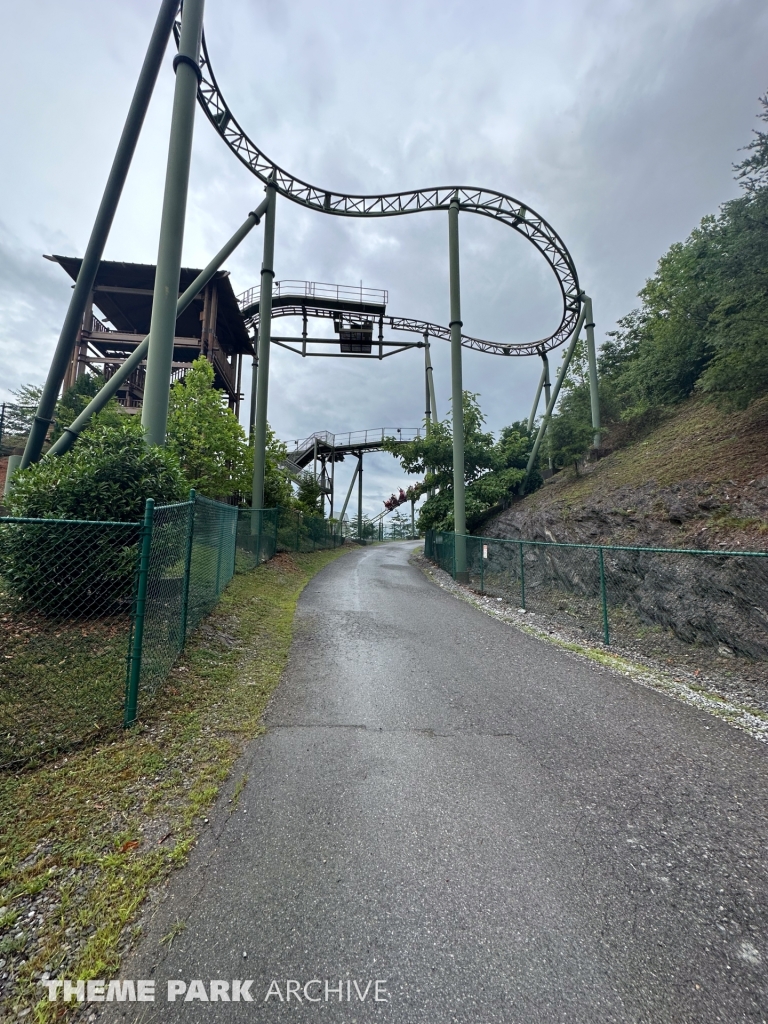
[295,474,323,517]
[166,357,249,498]
[166,357,293,505]
[262,425,294,508]
[385,393,537,531]
[51,373,126,441]
[2,384,43,441]
[734,91,768,196]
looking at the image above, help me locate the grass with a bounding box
[0,609,130,767]
[528,394,768,507]
[0,546,349,1022]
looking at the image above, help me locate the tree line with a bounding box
[388,94,768,529]
[548,93,768,467]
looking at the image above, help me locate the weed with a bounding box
[230,773,248,808]
[160,917,187,949]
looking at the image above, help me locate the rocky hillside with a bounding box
[484,395,768,552]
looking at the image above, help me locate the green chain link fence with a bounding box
[0,499,345,768]
[425,530,768,674]
[0,517,139,766]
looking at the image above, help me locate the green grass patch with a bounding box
[0,546,349,1021]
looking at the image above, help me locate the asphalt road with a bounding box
[105,541,767,1023]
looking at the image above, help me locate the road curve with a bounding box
[107,542,768,1023]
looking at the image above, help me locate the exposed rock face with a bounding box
[481,476,768,661]
[484,476,768,551]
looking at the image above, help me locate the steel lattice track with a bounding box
[180,23,582,355]
[241,301,546,358]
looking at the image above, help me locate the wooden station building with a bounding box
[47,256,253,415]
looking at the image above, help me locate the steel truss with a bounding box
[241,295,558,359]
[176,23,582,355]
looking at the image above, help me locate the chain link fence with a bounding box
[0,517,139,766]
[425,530,768,680]
[1,498,346,767]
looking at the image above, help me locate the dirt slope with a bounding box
[485,395,768,551]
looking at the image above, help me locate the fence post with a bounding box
[124,498,155,727]
[215,507,225,595]
[296,512,301,552]
[229,507,238,579]
[598,547,610,644]
[179,489,196,647]
[519,541,526,609]
[480,541,485,594]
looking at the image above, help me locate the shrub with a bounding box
[0,423,186,615]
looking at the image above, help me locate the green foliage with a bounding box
[166,358,250,500]
[165,357,292,506]
[262,425,294,509]
[1,384,43,452]
[51,373,126,442]
[295,474,323,517]
[384,393,536,531]
[4,422,185,521]
[1,423,186,615]
[547,94,768,467]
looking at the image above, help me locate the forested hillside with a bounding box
[547,94,768,469]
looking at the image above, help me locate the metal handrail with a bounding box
[287,427,423,453]
[238,280,388,311]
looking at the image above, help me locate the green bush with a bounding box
[0,423,186,615]
[4,421,185,521]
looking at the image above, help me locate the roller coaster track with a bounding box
[178,22,583,355]
[242,297,542,359]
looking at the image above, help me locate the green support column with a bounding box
[424,332,437,498]
[22,0,181,468]
[248,354,258,441]
[583,294,601,449]
[424,332,438,430]
[448,194,467,581]
[542,351,553,471]
[521,299,588,491]
[141,0,205,446]
[357,453,364,540]
[251,181,277,523]
[527,349,548,433]
[3,454,21,498]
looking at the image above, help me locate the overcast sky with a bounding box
[2,0,767,516]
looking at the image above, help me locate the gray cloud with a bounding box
[2,0,766,515]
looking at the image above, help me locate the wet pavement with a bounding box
[103,540,768,1023]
